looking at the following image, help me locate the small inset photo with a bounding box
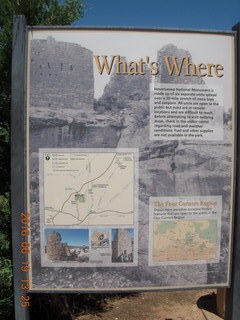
[44,228,89,263]
[91,229,110,248]
[111,229,134,263]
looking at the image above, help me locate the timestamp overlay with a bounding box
[20,212,31,308]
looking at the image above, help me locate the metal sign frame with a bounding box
[11,15,239,319]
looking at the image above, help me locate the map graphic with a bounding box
[43,151,136,226]
[153,219,217,262]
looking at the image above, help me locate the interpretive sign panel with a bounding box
[26,28,235,291]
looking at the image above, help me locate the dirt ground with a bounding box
[74,289,217,320]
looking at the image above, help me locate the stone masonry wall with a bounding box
[30,37,94,109]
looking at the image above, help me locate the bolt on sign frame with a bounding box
[11,15,240,320]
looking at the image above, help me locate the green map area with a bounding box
[194,220,217,244]
[153,219,218,262]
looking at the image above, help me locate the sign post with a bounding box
[11,15,30,320]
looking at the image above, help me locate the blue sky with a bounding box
[77,0,240,31]
[44,229,89,246]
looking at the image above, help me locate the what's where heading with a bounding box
[94,55,224,77]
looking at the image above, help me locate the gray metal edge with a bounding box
[27,25,236,36]
[225,23,240,320]
[11,15,30,320]
[225,31,238,289]
[28,284,228,295]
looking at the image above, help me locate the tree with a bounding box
[0,1,84,319]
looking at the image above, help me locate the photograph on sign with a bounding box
[27,29,235,291]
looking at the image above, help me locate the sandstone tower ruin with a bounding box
[46,231,68,261]
[30,36,94,109]
[96,57,151,111]
[156,44,204,85]
[112,229,133,262]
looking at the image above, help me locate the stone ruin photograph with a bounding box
[91,229,110,248]
[45,229,89,263]
[112,229,134,263]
